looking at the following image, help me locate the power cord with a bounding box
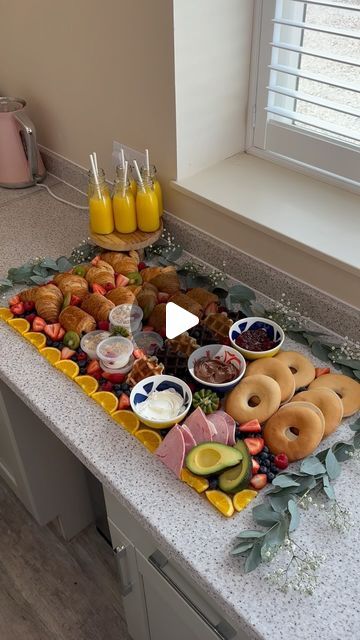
[36,182,89,210]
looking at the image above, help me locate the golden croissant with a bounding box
[81,293,114,323]
[100,251,139,275]
[148,303,166,332]
[136,283,158,319]
[169,292,203,318]
[19,286,40,303]
[59,306,96,335]
[53,273,89,300]
[34,284,63,323]
[186,287,218,310]
[86,266,115,287]
[106,287,136,306]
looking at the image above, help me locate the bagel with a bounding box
[290,388,343,437]
[263,403,324,462]
[309,374,360,417]
[225,374,281,424]
[283,400,326,434]
[244,358,295,404]
[274,351,315,389]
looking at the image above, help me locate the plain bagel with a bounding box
[263,403,324,462]
[244,357,295,404]
[274,351,315,389]
[290,387,343,437]
[225,374,281,424]
[309,374,360,417]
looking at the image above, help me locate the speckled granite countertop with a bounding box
[1,183,360,640]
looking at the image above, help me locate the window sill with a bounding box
[171,153,360,278]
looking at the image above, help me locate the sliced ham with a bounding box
[184,407,213,444]
[215,410,236,445]
[155,425,185,478]
[206,419,217,439]
[179,424,196,454]
[207,412,228,444]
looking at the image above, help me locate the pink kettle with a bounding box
[0,97,46,188]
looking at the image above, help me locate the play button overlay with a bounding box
[166,302,199,339]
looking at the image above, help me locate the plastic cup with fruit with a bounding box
[96,335,133,369]
[132,331,163,356]
[109,304,143,335]
[81,330,111,360]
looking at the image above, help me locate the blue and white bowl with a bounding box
[130,375,192,429]
[229,317,284,360]
[187,344,246,393]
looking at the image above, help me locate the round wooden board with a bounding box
[89,220,163,251]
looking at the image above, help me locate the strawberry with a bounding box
[315,367,330,378]
[23,301,35,312]
[70,295,82,306]
[251,458,260,475]
[44,323,62,340]
[138,262,147,271]
[118,393,130,409]
[92,283,107,295]
[57,327,65,340]
[143,325,155,332]
[157,292,170,303]
[32,316,46,332]
[115,273,130,287]
[250,474,267,490]
[133,348,146,360]
[102,372,125,383]
[78,352,88,361]
[97,320,110,331]
[101,381,113,392]
[204,301,218,317]
[26,313,36,325]
[104,282,115,292]
[61,347,76,360]
[91,255,101,266]
[92,370,103,380]
[87,359,102,376]
[10,302,25,316]
[274,453,289,470]
[8,294,20,305]
[238,419,262,434]
[244,437,265,456]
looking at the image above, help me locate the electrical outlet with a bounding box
[112,141,146,172]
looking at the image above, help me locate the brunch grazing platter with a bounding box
[1,247,360,522]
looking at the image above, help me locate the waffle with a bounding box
[188,323,220,347]
[166,332,200,357]
[154,344,189,378]
[127,356,164,387]
[201,313,233,340]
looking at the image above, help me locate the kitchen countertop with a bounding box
[1,181,360,640]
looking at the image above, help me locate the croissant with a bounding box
[86,266,115,288]
[186,287,218,310]
[96,260,114,273]
[35,284,63,323]
[53,273,89,301]
[141,267,163,283]
[106,286,136,306]
[149,268,180,294]
[19,286,40,303]
[100,251,139,275]
[128,285,142,298]
[81,293,114,323]
[148,303,166,332]
[169,292,203,319]
[59,306,96,335]
[136,283,158,319]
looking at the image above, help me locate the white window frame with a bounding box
[246,0,360,194]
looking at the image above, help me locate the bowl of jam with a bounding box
[187,344,246,393]
[229,317,284,360]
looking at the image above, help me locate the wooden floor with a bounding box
[0,476,131,640]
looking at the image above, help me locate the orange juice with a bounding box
[113,182,137,234]
[130,177,137,197]
[141,164,163,216]
[153,178,163,216]
[136,181,160,232]
[89,192,114,235]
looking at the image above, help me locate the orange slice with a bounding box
[135,428,162,453]
[0,307,13,321]
[92,391,118,414]
[112,410,140,434]
[40,347,61,365]
[233,489,257,513]
[205,490,234,518]
[55,360,80,379]
[7,318,30,334]
[75,375,99,396]
[24,332,47,350]
[181,468,209,493]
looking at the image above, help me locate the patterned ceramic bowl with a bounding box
[130,375,192,429]
[187,344,246,393]
[229,317,284,360]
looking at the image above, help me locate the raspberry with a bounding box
[274,453,289,470]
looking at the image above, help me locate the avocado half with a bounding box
[185,442,242,477]
[218,440,252,494]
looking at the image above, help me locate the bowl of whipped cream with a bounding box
[130,375,192,429]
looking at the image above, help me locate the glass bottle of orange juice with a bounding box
[112,168,137,234]
[141,164,163,216]
[136,176,160,232]
[116,164,137,198]
[88,169,114,235]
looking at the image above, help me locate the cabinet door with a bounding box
[0,386,29,505]
[137,549,238,640]
[108,518,150,640]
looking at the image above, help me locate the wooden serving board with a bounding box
[89,220,163,251]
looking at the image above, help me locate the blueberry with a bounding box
[53,341,60,348]
[46,338,53,346]
[270,464,278,474]
[259,465,267,474]
[113,389,122,398]
[269,454,275,462]
[263,446,269,453]
[259,452,268,460]
[99,378,107,385]
[267,472,275,482]
[71,355,78,362]
[208,477,218,490]
[122,383,130,391]
[114,384,122,392]
[263,459,270,467]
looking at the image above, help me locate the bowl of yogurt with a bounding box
[81,330,110,360]
[188,344,246,393]
[130,375,192,429]
[96,336,133,369]
[109,304,143,335]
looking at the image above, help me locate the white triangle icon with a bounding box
[166,302,199,339]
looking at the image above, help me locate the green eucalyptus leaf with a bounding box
[157,256,171,266]
[292,475,317,493]
[325,449,341,480]
[32,265,49,278]
[354,432,360,450]
[236,530,266,539]
[269,491,296,513]
[0,278,13,287]
[332,441,355,462]
[340,365,356,379]
[231,541,255,556]
[40,257,59,270]
[252,504,282,527]
[330,355,360,370]
[287,331,309,346]
[239,300,254,316]
[288,499,300,532]
[322,476,335,500]
[311,341,332,360]
[350,419,360,432]
[303,333,321,346]
[30,275,49,285]
[250,301,266,316]
[264,517,288,547]
[8,266,33,283]
[228,283,256,301]
[57,256,73,273]
[354,370,360,380]
[211,287,229,300]
[244,541,263,573]
[300,457,326,476]
[187,275,210,288]
[272,475,300,489]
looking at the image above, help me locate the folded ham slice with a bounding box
[184,407,214,444]
[179,424,196,454]
[155,425,185,478]
[206,412,228,444]
[214,410,236,445]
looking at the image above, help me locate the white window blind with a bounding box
[249,0,360,187]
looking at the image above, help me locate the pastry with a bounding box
[53,273,89,300]
[169,292,202,318]
[244,358,295,404]
[201,313,232,339]
[35,284,63,323]
[86,266,115,288]
[167,332,200,357]
[81,293,114,323]
[127,356,164,387]
[59,306,96,335]
[19,286,40,303]
[309,373,360,417]
[106,286,136,306]
[186,288,218,310]
[274,351,316,389]
[136,283,158,319]
[290,388,343,437]
[145,267,180,294]
[100,251,139,275]
[263,402,325,462]
[225,374,281,424]
[95,260,115,273]
[148,303,166,332]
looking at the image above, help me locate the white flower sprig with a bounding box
[267,293,310,331]
[265,538,326,595]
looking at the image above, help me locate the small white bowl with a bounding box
[229,317,284,360]
[80,330,110,360]
[130,375,192,429]
[96,335,133,369]
[188,344,246,393]
[109,303,143,335]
